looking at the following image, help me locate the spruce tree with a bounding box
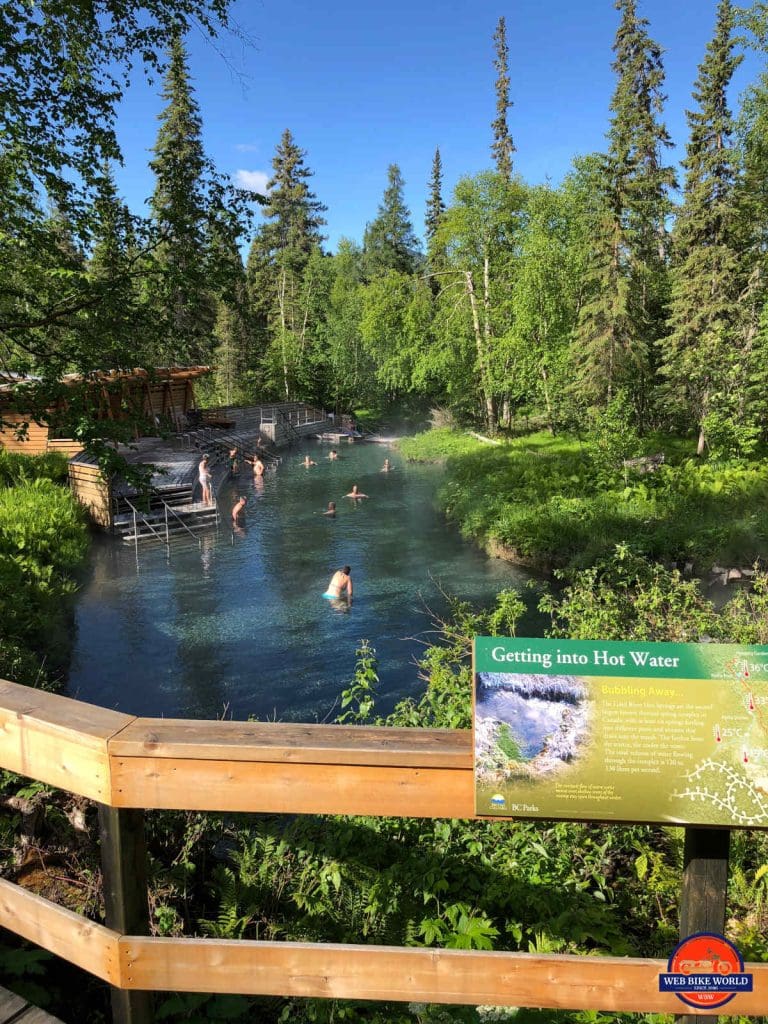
[573,0,674,420]
[245,129,326,398]
[362,164,421,278]
[425,147,447,281]
[425,147,446,245]
[88,166,145,368]
[491,17,515,180]
[209,223,253,405]
[661,0,743,452]
[148,34,213,365]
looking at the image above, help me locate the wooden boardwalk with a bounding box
[0,985,64,1023]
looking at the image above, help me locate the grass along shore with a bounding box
[398,428,768,575]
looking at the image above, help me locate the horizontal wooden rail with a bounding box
[3,880,768,1013]
[117,938,767,1014]
[0,680,473,816]
[0,879,119,985]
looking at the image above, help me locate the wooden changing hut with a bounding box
[0,366,211,456]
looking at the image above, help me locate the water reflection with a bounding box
[68,442,544,722]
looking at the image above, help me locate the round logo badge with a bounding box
[663,932,747,1009]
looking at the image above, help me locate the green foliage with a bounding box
[156,992,256,1022]
[363,164,421,279]
[585,391,641,483]
[0,467,88,686]
[491,17,514,180]
[338,641,379,724]
[0,451,69,486]
[661,0,744,446]
[399,427,768,572]
[398,429,485,462]
[701,399,761,460]
[0,941,54,1009]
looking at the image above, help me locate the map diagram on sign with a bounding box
[672,658,768,826]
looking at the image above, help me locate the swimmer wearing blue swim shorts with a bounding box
[323,566,352,601]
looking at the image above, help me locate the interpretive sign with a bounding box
[473,637,768,828]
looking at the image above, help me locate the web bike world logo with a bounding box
[659,932,753,1009]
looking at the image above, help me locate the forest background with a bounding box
[5,0,768,458]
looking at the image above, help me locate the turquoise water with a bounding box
[67,442,544,722]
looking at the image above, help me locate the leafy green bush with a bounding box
[0,450,69,487]
[0,467,88,687]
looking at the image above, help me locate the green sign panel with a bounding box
[474,637,768,828]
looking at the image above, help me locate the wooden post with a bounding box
[677,826,731,1024]
[98,805,154,1024]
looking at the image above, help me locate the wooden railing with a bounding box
[0,678,766,1021]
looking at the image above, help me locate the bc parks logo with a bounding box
[659,932,753,1009]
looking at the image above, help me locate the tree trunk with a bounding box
[278,268,290,400]
[697,425,706,456]
[541,365,555,435]
[465,270,496,435]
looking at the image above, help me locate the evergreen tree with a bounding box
[88,166,145,369]
[731,4,768,448]
[425,147,447,280]
[661,0,743,453]
[425,147,446,244]
[362,164,421,278]
[209,226,254,405]
[147,33,214,365]
[573,0,674,421]
[246,129,327,398]
[491,17,515,180]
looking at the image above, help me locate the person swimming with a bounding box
[323,501,336,517]
[328,449,338,460]
[323,566,352,600]
[381,458,392,472]
[345,484,368,499]
[302,455,317,467]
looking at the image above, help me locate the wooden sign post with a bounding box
[98,805,153,1024]
[677,826,731,1024]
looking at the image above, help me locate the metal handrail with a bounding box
[123,497,169,554]
[163,500,202,547]
[276,407,301,443]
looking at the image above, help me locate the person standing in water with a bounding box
[198,455,212,505]
[228,448,239,476]
[323,566,352,601]
[328,450,338,460]
[381,458,392,472]
[231,495,247,522]
[345,484,368,499]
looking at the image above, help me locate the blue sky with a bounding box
[112,0,763,252]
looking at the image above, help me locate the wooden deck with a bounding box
[0,984,64,1023]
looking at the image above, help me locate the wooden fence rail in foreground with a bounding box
[0,679,766,1020]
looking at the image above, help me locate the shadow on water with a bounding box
[68,441,546,722]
